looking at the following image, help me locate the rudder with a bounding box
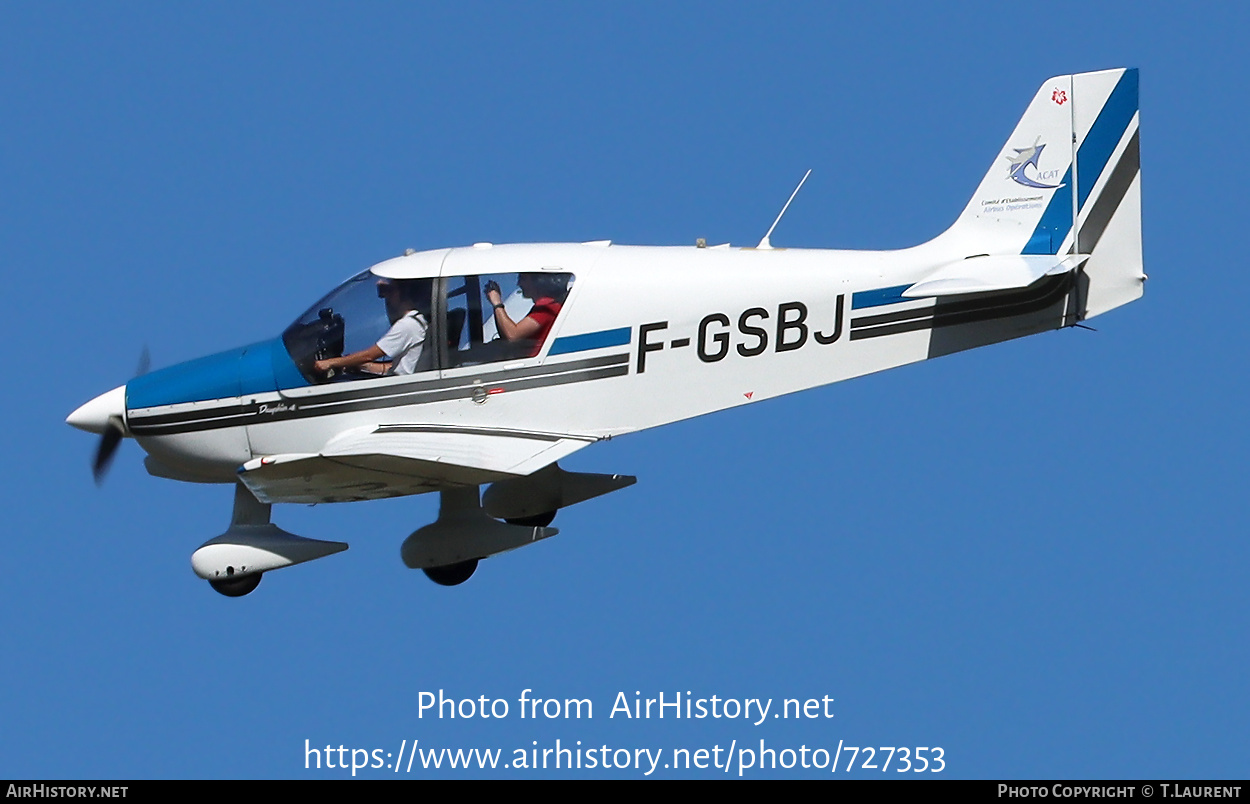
[942,68,1143,321]
[1071,69,1143,320]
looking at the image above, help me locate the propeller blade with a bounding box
[93,422,124,485]
[91,348,148,485]
[135,345,150,377]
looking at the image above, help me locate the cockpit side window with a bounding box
[442,272,573,368]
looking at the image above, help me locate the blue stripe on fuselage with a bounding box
[852,285,912,309]
[548,326,632,355]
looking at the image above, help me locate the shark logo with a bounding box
[1005,137,1065,189]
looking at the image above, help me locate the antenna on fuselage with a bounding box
[756,169,811,250]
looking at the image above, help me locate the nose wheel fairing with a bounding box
[191,484,348,596]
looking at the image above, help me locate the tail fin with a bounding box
[944,68,1143,320]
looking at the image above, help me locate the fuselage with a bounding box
[112,235,1077,487]
[68,69,1146,496]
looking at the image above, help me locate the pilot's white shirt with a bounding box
[376,311,429,375]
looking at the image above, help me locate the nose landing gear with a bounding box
[208,572,263,597]
[192,484,348,598]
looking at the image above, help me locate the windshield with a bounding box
[282,270,431,383]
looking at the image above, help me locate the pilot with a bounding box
[314,278,431,377]
[484,273,571,357]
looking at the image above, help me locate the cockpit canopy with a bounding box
[282,268,573,384]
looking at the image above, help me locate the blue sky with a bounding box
[3,2,1246,778]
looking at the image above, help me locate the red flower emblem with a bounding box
[1052,89,1068,105]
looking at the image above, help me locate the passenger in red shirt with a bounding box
[484,273,571,357]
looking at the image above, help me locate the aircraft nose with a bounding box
[66,385,127,434]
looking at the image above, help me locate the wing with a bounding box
[238,424,600,504]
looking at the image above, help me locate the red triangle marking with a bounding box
[744,391,753,399]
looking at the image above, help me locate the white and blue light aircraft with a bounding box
[67,69,1144,597]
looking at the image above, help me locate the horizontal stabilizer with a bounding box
[903,254,1088,299]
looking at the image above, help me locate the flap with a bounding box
[238,424,600,504]
[903,254,1088,298]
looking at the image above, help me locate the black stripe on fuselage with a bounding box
[374,424,596,443]
[128,353,630,436]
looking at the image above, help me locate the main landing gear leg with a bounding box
[402,485,560,587]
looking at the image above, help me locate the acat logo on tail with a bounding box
[1005,137,1065,189]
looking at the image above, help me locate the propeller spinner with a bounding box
[68,349,149,484]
